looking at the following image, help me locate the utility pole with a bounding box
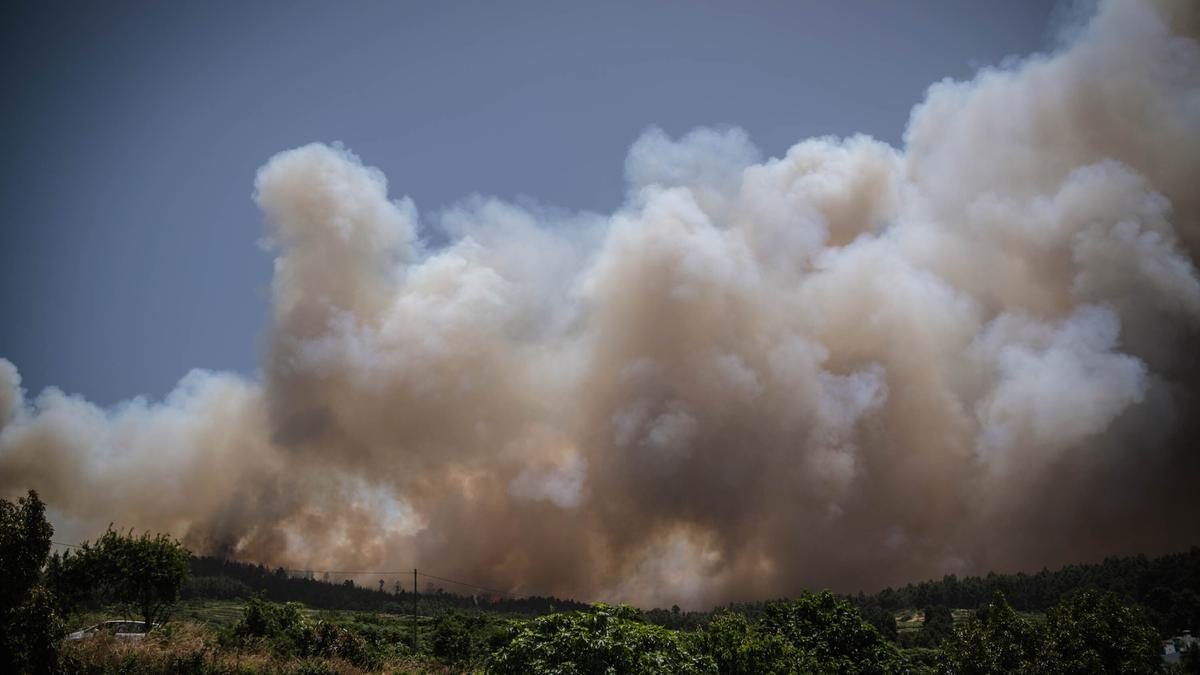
[412,568,418,653]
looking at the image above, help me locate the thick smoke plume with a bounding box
[3,0,1199,608]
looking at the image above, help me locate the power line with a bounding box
[418,572,533,599]
[283,568,411,576]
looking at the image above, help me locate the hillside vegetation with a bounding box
[5,490,1200,673]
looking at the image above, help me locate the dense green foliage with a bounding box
[83,545,1200,672]
[490,602,715,674]
[752,592,906,673]
[186,547,1200,643]
[231,596,376,669]
[431,611,508,664]
[859,604,898,641]
[43,577,1200,674]
[49,528,191,627]
[0,490,53,614]
[902,605,953,648]
[6,490,1200,673]
[938,589,1162,674]
[1038,588,1162,674]
[210,595,512,670]
[696,611,792,674]
[52,589,1190,674]
[696,593,907,674]
[1,490,62,674]
[488,592,907,674]
[938,592,1044,674]
[855,547,1200,636]
[2,491,194,673]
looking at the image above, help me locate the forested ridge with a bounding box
[185,546,1200,638]
[856,547,1200,612]
[186,556,590,616]
[848,546,1200,638]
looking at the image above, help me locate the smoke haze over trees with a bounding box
[2,0,1200,609]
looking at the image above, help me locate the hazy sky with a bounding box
[1,0,1059,406]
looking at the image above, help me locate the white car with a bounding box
[66,620,151,641]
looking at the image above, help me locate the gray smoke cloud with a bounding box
[3,0,1199,609]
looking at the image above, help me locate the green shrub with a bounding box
[489,603,715,674]
[940,592,1041,675]
[699,592,908,675]
[431,613,472,663]
[695,610,800,674]
[48,528,191,628]
[233,596,309,652]
[900,647,941,674]
[1036,589,1161,674]
[302,620,371,668]
[231,597,381,669]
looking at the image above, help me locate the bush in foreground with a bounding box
[698,592,908,674]
[231,596,374,669]
[489,602,715,674]
[489,592,907,675]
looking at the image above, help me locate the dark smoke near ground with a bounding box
[2,0,1199,609]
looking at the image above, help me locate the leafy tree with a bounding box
[0,490,52,614]
[917,604,954,647]
[232,596,375,668]
[234,594,294,640]
[1036,588,1161,674]
[51,527,191,628]
[489,602,716,674]
[861,604,899,641]
[939,589,1161,675]
[938,592,1041,674]
[755,592,909,674]
[0,490,62,674]
[431,612,473,663]
[8,586,63,675]
[696,609,806,674]
[696,593,907,673]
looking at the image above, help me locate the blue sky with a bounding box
[1,0,1059,405]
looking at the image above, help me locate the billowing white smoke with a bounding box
[3,0,1199,609]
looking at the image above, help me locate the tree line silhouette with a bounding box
[186,556,590,616]
[845,547,1200,636]
[188,546,1200,638]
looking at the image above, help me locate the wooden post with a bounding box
[412,568,418,652]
